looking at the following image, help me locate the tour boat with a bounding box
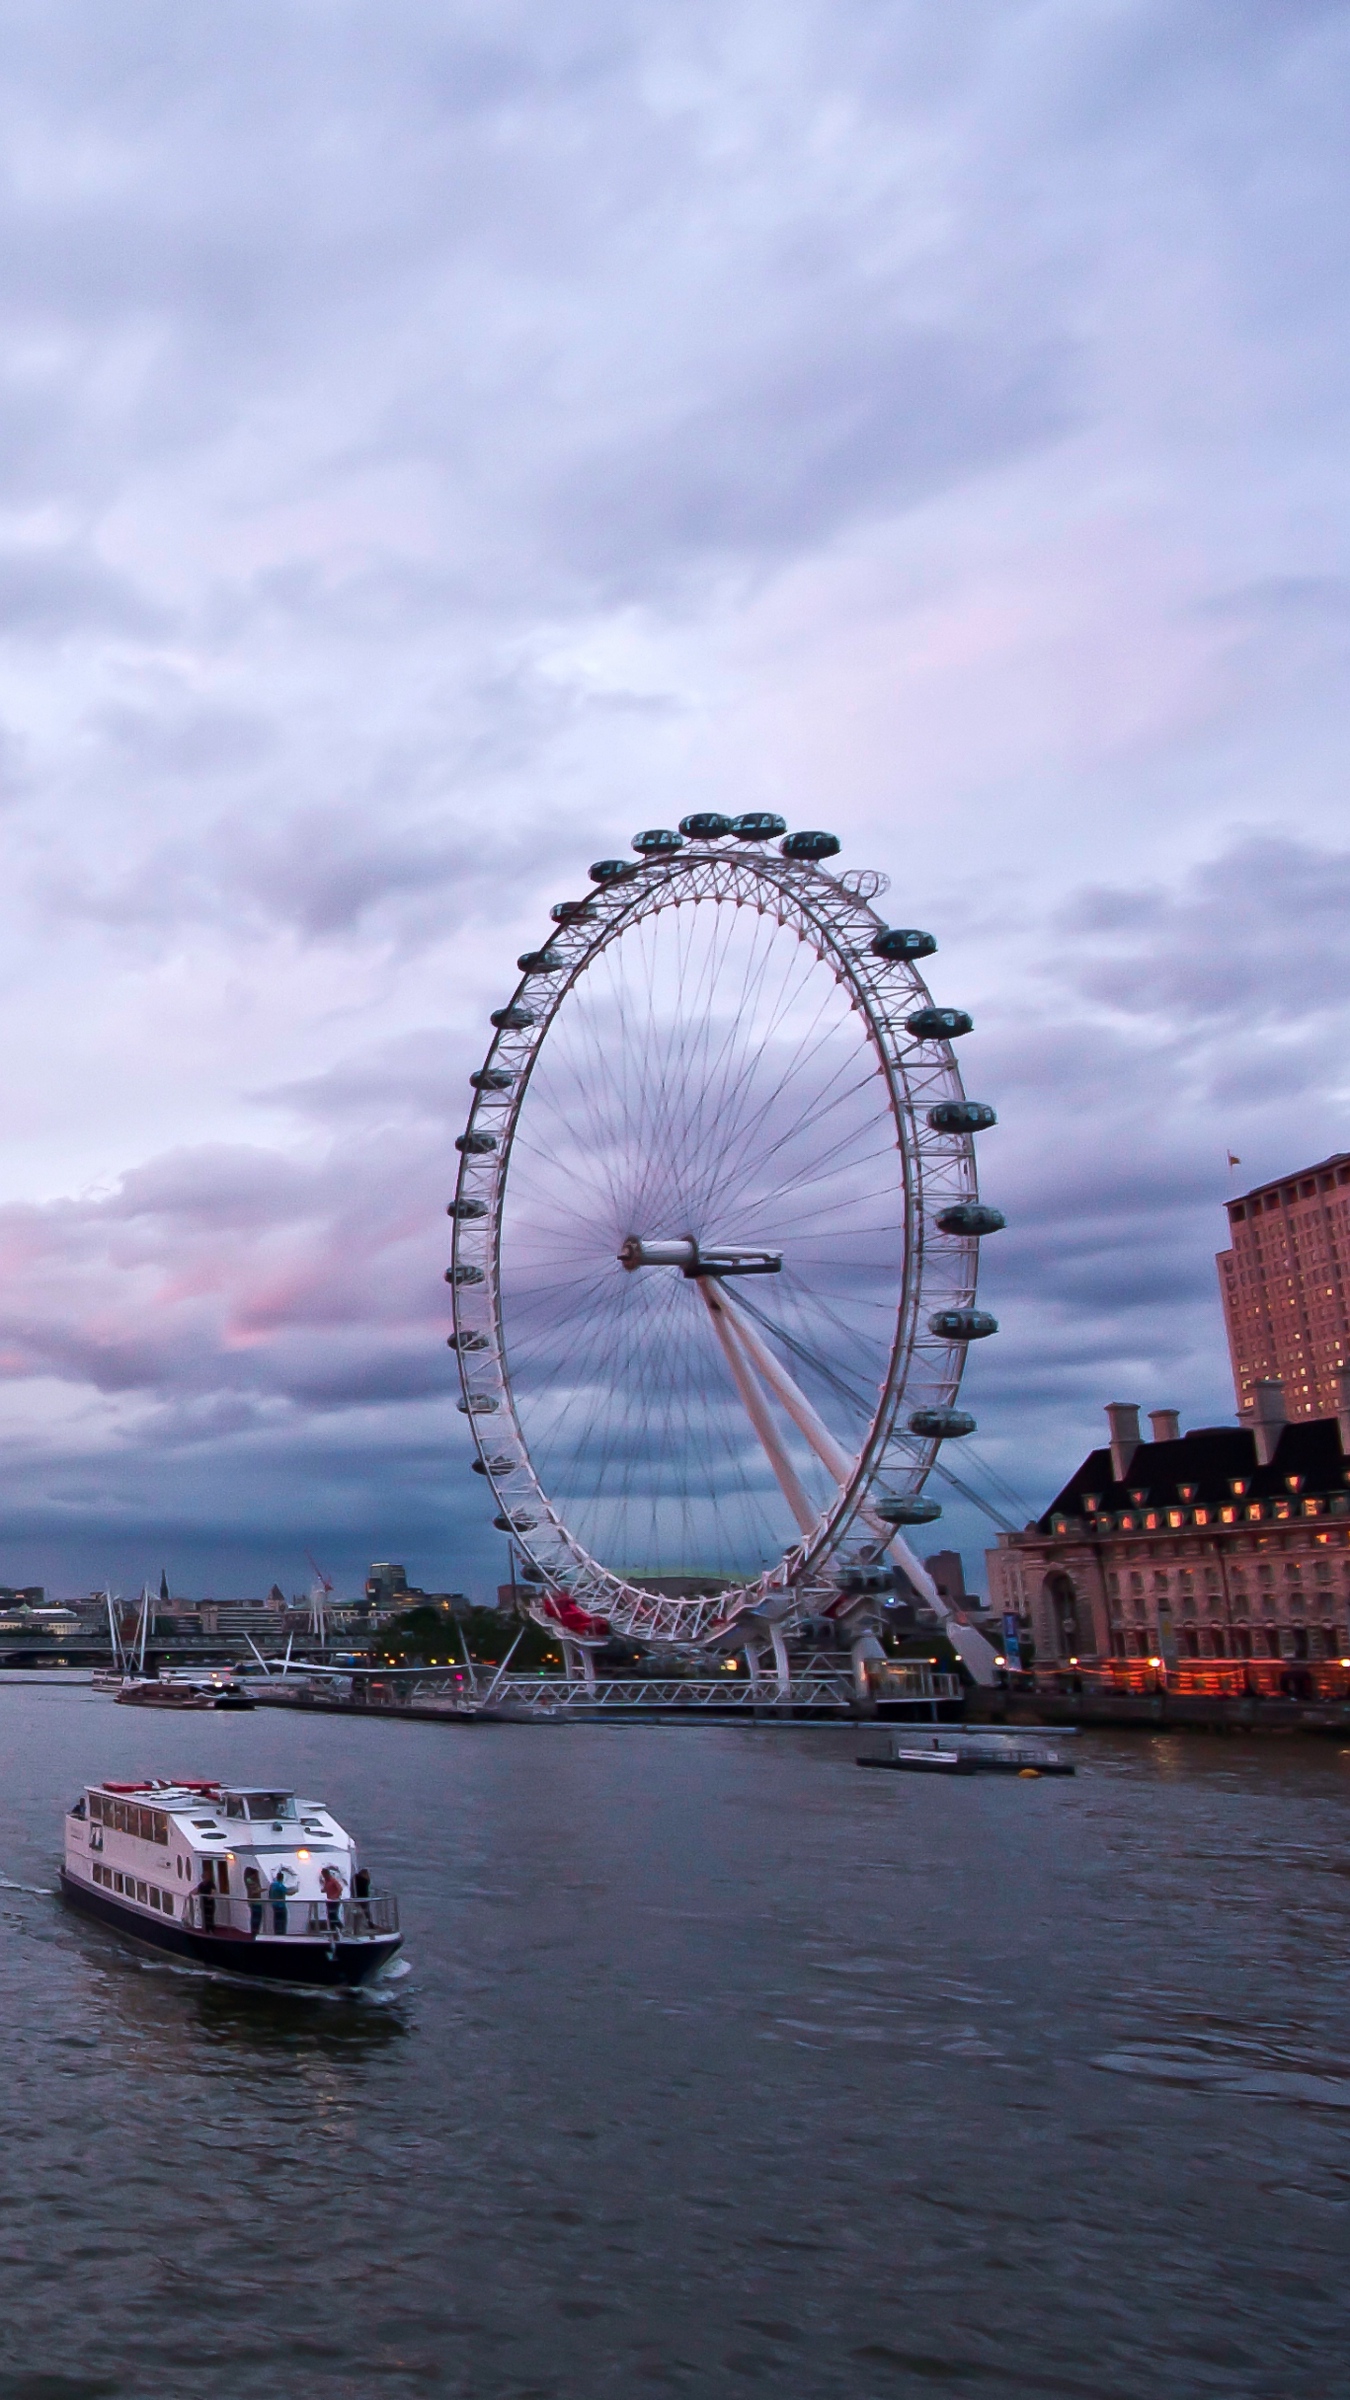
[112,1671,255,1710]
[61,1778,402,1986]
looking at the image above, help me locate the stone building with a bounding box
[986,1378,1350,1668]
[1217,1152,1350,1420]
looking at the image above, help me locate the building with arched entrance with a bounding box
[987,1385,1350,1668]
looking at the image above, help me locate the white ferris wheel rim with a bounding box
[449,839,986,1649]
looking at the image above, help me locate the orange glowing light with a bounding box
[297,1848,310,1860]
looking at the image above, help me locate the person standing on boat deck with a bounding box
[352,1864,372,1932]
[194,1863,217,1934]
[268,1867,294,1936]
[319,1864,345,1934]
[243,1865,264,1938]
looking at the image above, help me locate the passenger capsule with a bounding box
[446,1198,488,1219]
[457,1395,499,1414]
[455,1129,497,1154]
[471,1455,514,1475]
[469,1067,514,1092]
[834,1564,905,1595]
[729,811,787,840]
[874,1494,942,1526]
[517,948,564,973]
[908,1407,976,1439]
[872,927,937,962]
[927,1100,996,1134]
[906,1007,973,1040]
[588,859,637,884]
[550,899,590,923]
[447,1263,485,1285]
[779,830,841,862]
[494,1513,537,1533]
[936,1203,1006,1237]
[632,828,684,855]
[491,1005,534,1029]
[679,811,733,840]
[447,1330,489,1350]
[929,1308,998,1341]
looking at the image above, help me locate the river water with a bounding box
[1,1683,1347,2399]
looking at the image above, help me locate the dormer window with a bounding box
[1177,1485,1197,1502]
[1129,1489,1147,1506]
[1230,1479,1249,1497]
[1285,1475,1304,1494]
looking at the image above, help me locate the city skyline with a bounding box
[0,7,1345,1591]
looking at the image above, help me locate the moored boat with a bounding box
[858,1727,1076,1776]
[61,1778,402,1986]
[113,1672,254,1710]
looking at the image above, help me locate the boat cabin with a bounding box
[65,1779,360,1933]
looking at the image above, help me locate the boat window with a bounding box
[246,1794,296,1820]
[224,1798,247,1818]
[135,1880,148,1904]
[191,1819,218,1830]
[89,1793,106,1824]
[100,1798,160,1839]
[216,1863,230,1896]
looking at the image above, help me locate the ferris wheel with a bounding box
[448,815,1003,1683]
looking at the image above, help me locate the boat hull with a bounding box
[60,1870,402,1987]
[112,1685,255,1710]
[857,1748,1074,1775]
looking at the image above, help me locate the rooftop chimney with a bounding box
[1149,1409,1181,1444]
[1252,1378,1286,1468]
[1105,1402,1142,1486]
[1336,1364,1350,1459]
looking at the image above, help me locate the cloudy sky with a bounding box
[0,0,1346,1599]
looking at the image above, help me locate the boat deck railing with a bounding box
[182,1893,398,1940]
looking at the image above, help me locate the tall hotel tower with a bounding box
[1218,1154,1350,1420]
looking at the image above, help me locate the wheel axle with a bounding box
[618,1236,782,1277]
